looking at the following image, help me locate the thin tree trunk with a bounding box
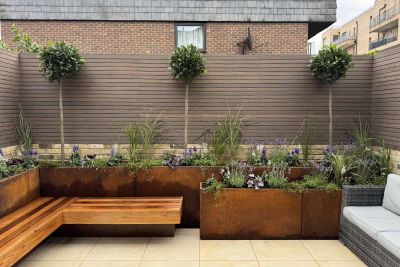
[59,79,65,166]
[329,85,333,148]
[184,83,189,148]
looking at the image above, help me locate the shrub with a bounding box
[68,145,81,167]
[11,24,42,53]
[169,45,206,146]
[299,117,315,164]
[221,163,247,188]
[39,41,85,165]
[204,176,225,200]
[309,45,353,148]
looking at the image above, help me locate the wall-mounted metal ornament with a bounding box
[237,27,267,55]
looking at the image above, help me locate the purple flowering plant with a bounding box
[246,140,268,166]
[68,145,81,167]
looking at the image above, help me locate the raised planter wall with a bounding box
[0,168,40,218]
[200,188,302,239]
[38,166,315,228]
[200,185,342,239]
[40,167,135,197]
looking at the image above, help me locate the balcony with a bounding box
[332,35,356,49]
[370,4,400,32]
[369,35,398,50]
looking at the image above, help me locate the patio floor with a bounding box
[18,229,365,267]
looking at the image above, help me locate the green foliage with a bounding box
[38,160,62,168]
[107,151,125,167]
[39,41,85,82]
[300,173,339,191]
[0,41,10,51]
[126,116,162,171]
[299,117,315,163]
[268,147,288,165]
[169,45,206,85]
[368,50,377,56]
[348,119,373,149]
[15,105,33,152]
[331,152,355,186]
[309,45,353,85]
[221,163,247,188]
[211,111,244,163]
[68,148,81,167]
[0,158,9,179]
[11,24,42,53]
[85,158,108,168]
[267,176,289,189]
[204,176,225,200]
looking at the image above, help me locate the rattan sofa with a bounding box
[340,174,400,267]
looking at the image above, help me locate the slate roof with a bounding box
[0,0,337,37]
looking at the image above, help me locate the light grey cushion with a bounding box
[343,206,400,240]
[383,174,400,216]
[377,232,400,259]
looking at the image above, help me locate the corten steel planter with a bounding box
[40,167,135,197]
[0,168,40,218]
[200,184,303,239]
[135,166,221,228]
[301,189,342,239]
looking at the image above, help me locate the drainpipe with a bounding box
[355,21,358,55]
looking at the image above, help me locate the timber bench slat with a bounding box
[0,196,183,266]
[62,197,183,225]
[0,197,76,267]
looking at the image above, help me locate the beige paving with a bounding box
[19,229,366,267]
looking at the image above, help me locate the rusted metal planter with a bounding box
[40,167,135,197]
[0,168,40,218]
[301,189,342,239]
[200,184,342,239]
[200,185,303,239]
[135,166,221,227]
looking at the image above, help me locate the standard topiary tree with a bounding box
[39,41,85,165]
[169,45,206,147]
[309,44,353,148]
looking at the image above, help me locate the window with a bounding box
[176,24,205,51]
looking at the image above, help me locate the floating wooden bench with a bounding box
[0,196,183,266]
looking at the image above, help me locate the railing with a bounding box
[332,34,356,46]
[370,4,400,29]
[369,35,398,50]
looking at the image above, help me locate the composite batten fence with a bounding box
[0,50,20,147]
[16,53,372,146]
[1,47,399,152]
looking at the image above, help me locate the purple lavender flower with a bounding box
[189,147,193,157]
[182,149,187,157]
[261,146,267,156]
[294,148,300,155]
[72,145,80,153]
[0,149,3,158]
[23,149,37,159]
[323,146,330,156]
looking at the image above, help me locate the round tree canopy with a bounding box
[39,41,85,82]
[169,45,206,85]
[309,45,353,85]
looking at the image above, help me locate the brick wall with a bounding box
[1,21,307,55]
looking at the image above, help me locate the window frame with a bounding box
[175,23,207,52]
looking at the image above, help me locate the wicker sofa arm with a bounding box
[342,185,386,208]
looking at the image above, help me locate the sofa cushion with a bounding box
[383,174,400,216]
[343,206,400,240]
[377,232,400,259]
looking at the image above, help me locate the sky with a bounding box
[309,0,375,52]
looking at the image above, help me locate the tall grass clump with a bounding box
[126,116,162,170]
[15,105,33,152]
[299,117,315,164]
[211,111,244,163]
[348,118,373,149]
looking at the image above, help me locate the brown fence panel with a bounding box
[372,45,400,149]
[17,54,372,146]
[0,49,20,147]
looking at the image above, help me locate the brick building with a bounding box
[0,0,336,55]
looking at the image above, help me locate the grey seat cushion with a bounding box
[383,174,400,216]
[343,206,400,240]
[377,232,400,259]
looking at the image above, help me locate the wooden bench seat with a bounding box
[0,197,76,267]
[0,196,183,266]
[62,197,183,224]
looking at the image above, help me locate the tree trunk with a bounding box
[329,85,333,148]
[184,83,189,148]
[59,79,65,166]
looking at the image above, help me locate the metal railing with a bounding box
[332,34,356,46]
[370,4,400,29]
[369,35,398,50]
